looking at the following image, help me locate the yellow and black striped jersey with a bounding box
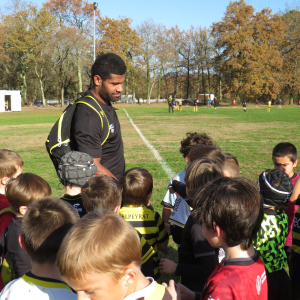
[120,205,168,251]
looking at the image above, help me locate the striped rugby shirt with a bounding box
[120,205,168,282]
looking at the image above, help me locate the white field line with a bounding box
[123,108,175,178]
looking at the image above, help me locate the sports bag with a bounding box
[46,94,110,176]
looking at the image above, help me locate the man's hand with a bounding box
[162,280,181,300]
[159,258,177,274]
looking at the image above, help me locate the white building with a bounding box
[0,90,22,112]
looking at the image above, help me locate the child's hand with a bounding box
[159,259,177,274]
[162,280,181,300]
[177,284,197,300]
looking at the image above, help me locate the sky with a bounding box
[3,0,297,29]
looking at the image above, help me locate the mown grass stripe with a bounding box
[123,108,175,179]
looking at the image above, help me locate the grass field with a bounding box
[1,103,299,282]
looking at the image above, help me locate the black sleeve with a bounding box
[71,104,103,158]
[172,180,187,199]
[0,230,5,255]
[295,195,300,206]
[175,221,217,282]
[171,225,184,245]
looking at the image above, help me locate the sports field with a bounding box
[1,103,299,281]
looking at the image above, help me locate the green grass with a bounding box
[1,104,299,282]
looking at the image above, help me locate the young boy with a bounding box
[272,142,299,268]
[165,177,267,300]
[254,169,292,300]
[0,197,79,299]
[81,175,157,281]
[119,168,169,282]
[223,152,239,177]
[0,150,23,236]
[161,133,215,223]
[58,151,97,217]
[159,158,223,293]
[56,209,172,300]
[1,173,52,281]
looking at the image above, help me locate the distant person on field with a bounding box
[1,174,51,282]
[268,100,271,112]
[254,169,292,300]
[58,151,97,218]
[119,167,169,283]
[81,175,157,281]
[256,99,259,108]
[232,98,236,109]
[193,97,198,112]
[57,210,172,300]
[278,99,282,109]
[243,99,246,112]
[164,177,267,300]
[0,198,79,300]
[159,159,223,293]
[272,142,298,271]
[185,98,189,108]
[208,98,212,108]
[178,98,182,111]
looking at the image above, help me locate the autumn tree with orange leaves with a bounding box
[212,0,284,101]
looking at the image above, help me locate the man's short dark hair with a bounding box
[194,177,263,250]
[180,132,215,158]
[22,197,79,264]
[119,168,153,206]
[272,142,298,163]
[91,53,127,81]
[81,175,123,212]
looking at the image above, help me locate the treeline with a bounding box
[0,0,299,106]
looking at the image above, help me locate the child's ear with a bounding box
[123,264,137,287]
[223,170,230,178]
[19,206,28,216]
[114,205,121,215]
[146,192,152,201]
[19,234,26,251]
[0,176,10,186]
[293,159,299,167]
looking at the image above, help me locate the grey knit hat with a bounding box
[58,151,97,187]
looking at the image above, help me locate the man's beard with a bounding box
[99,88,120,103]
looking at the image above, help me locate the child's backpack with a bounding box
[46,93,110,177]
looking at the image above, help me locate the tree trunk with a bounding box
[201,65,206,102]
[162,66,169,99]
[131,66,136,104]
[77,58,82,94]
[147,60,150,105]
[289,93,294,105]
[20,69,27,106]
[219,75,222,102]
[35,63,46,106]
[207,66,211,95]
[61,85,64,107]
[157,64,163,103]
[197,65,201,93]
[186,58,190,99]
[174,66,178,98]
